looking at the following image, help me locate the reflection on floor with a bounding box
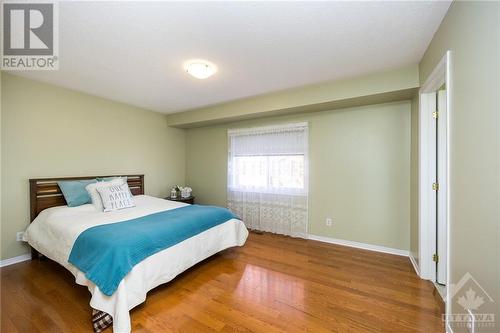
[1,232,444,332]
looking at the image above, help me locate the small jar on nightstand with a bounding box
[165,195,195,205]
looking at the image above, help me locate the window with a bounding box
[232,155,305,191]
[227,123,309,238]
[228,123,308,195]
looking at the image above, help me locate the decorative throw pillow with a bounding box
[96,183,135,212]
[58,179,97,207]
[86,177,126,211]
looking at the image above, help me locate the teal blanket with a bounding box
[68,205,237,296]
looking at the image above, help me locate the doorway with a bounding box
[418,51,451,312]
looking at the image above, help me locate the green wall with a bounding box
[0,73,186,260]
[419,1,499,329]
[186,102,411,251]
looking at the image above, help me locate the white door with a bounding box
[436,89,447,285]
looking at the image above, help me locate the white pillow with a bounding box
[86,177,126,211]
[97,183,136,212]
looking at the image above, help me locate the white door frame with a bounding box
[436,89,447,285]
[418,51,451,316]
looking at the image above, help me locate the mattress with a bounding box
[26,195,249,333]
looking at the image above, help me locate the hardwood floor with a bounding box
[1,232,444,333]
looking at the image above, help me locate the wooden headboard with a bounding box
[29,174,144,221]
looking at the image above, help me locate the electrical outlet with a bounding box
[16,231,25,242]
[325,218,333,227]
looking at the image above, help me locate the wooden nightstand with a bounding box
[165,196,195,204]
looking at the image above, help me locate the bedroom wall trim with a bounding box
[0,254,31,268]
[308,234,409,257]
[409,253,420,276]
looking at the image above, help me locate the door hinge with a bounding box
[433,253,439,263]
[432,111,439,119]
[432,183,439,191]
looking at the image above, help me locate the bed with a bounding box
[26,175,248,333]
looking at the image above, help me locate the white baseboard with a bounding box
[0,254,31,268]
[308,234,409,257]
[409,252,420,276]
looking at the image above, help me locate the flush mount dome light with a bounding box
[185,60,216,79]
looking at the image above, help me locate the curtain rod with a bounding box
[227,122,308,135]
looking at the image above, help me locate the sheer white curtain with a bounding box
[227,123,309,238]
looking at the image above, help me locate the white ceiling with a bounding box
[11,1,451,114]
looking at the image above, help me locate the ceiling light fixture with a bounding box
[185,60,216,79]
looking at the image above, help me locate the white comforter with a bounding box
[26,195,248,333]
